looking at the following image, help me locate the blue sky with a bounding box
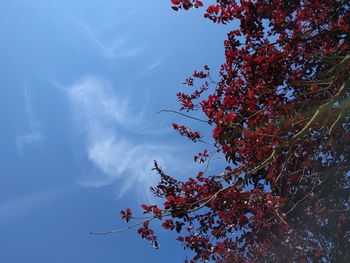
[0,1,228,262]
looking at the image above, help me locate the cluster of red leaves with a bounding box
[172,123,202,142]
[171,0,204,11]
[177,67,211,111]
[120,208,132,222]
[122,1,350,262]
[194,149,209,164]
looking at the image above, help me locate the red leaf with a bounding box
[196,1,203,7]
[167,195,175,202]
[171,0,181,5]
[176,236,184,242]
[120,208,132,222]
[248,89,254,99]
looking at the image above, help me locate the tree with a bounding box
[107,1,350,262]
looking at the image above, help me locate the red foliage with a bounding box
[120,208,132,222]
[122,1,350,262]
[172,123,202,142]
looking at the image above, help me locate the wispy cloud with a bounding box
[67,77,186,198]
[100,10,137,29]
[71,16,141,60]
[0,185,71,225]
[136,58,163,79]
[84,133,173,197]
[16,87,44,155]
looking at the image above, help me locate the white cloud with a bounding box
[16,87,44,155]
[68,77,143,128]
[71,16,141,60]
[0,185,71,224]
[16,133,43,152]
[67,76,186,198]
[136,58,163,79]
[85,133,172,197]
[100,10,137,29]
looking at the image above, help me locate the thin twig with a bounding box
[285,173,319,215]
[158,109,209,124]
[328,112,342,135]
[90,218,154,235]
[291,77,350,141]
[203,150,217,175]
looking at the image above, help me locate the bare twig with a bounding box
[291,77,350,142]
[90,218,154,235]
[158,109,209,124]
[328,112,343,135]
[285,173,319,215]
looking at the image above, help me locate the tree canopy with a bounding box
[118,1,350,262]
